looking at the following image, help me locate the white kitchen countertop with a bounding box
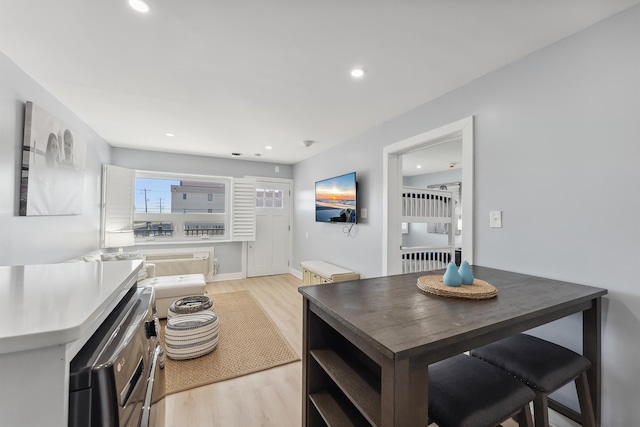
[0,260,141,354]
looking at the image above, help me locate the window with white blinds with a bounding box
[101,164,135,247]
[101,165,256,244]
[231,178,256,241]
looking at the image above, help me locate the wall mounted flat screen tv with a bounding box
[315,172,357,223]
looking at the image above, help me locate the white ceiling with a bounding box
[1,0,638,165]
[403,137,462,176]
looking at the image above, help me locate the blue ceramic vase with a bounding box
[443,262,462,287]
[458,260,474,285]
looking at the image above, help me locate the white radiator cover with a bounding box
[144,252,210,276]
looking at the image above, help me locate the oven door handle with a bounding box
[140,345,162,427]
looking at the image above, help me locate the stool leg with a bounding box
[515,404,534,427]
[576,372,596,427]
[533,392,550,427]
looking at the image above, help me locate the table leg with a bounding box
[380,356,429,427]
[302,299,326,426]
[302,298,310,426]
[583,297,601,427]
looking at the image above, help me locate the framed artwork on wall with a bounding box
[19,101,87,216]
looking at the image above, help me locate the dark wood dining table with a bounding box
[299,266,607,427]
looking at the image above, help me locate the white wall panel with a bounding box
[0,52,111,265]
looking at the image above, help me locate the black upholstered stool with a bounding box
[428,354,535,427]
[470,334,595,427]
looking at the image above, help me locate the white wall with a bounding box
[293,126,387,278]
[292,6,640,426]
[0,52,112,265]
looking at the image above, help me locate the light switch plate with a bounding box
[490,211,502,228]
[360,208,367,219]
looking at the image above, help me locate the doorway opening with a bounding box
[382,116,474,275]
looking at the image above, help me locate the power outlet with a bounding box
[490,211,502,228]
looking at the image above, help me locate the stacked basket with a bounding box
[164,295,219,360]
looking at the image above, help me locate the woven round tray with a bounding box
[417,275,498,300]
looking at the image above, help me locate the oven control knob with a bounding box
[145,320,158,338]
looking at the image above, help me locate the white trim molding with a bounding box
[383,116,474,276]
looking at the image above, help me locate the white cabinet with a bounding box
[301,260,360,285]
[0,261,141,427]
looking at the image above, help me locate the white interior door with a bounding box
[247,181,290,277]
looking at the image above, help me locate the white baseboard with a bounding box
[290,267,302,280]
[211,271,303,282]
[209,272,244,282]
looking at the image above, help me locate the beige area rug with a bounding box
[157,290,299,398]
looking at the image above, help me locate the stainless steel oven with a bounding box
[69,286,165,427]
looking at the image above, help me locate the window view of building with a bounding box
[134,176,229,241]
[171,181,225,213]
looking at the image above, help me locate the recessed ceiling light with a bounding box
[166,133,174,137]
[129,0,151,13]
[351,68,365,78]
[265,146,272,150]
[416,165,422,169]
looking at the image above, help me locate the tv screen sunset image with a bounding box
[315,173,356,223]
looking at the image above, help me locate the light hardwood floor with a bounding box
[161,274,529,427]
[164,274,304,427]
